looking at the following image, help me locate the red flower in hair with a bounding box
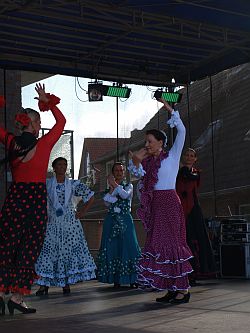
[0,96,5,108]
[15,113,31,127]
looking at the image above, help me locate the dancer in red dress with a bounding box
[0,83,66,315]
[176,148,216,285]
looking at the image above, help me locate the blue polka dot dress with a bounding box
[35,179,96,287]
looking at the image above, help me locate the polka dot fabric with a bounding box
[35,180,96,287]
[137,190,193,291]
[0,182,47,295]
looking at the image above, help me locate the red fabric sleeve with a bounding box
[40,106,66,148]
[0,126,13,147]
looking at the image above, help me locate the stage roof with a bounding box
[0,0,250,86]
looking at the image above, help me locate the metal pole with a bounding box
[71,130,74,179]
[4,69,8,193]
[209,76,218,216]
[186,83,192,147]
[157,108,160,130]
[116,96,119,161]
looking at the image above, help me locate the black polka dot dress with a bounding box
[0,182,47,295]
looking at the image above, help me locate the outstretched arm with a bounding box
[36,83,66,147]
[157,96,185,159]
[158,98,174,114]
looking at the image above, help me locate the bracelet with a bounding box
[38,93,60,112]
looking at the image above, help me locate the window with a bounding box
[106,160,115,180]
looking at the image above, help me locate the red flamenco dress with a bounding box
[0,95,66,295]
[176,166,217,282]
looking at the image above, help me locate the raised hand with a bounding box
[107,174,117,189]
[34,83,49,103]
[129,148,148,167]
[158,98,173,113]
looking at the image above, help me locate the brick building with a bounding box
[82,63,250,255]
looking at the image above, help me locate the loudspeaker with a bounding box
[220,244,250,278]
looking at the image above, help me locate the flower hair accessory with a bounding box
[38,93,60,112]
[160,130,167,147]
[0,96,5,108]
[15,113,31,127]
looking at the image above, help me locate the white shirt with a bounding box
[128,111,185,190]
[103,183,133,209]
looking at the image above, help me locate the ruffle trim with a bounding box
[0,266,39,295]
[137,274,191,291]
[137,150,168,231]
[167,110,181,128]
[127,159,146,177]
[141,249,193,265]
[0,286,33,295]
[36,269,96,287]
[38,93,60,112]
[136,249,193,290]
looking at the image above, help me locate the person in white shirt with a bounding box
[128,98,193,304]
[97,162,141,288]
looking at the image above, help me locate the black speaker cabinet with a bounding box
[220,244,250,278]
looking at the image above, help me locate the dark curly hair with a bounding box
[52,157,67,169]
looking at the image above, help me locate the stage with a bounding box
[1,279,250,332]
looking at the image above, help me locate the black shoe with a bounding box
[156,291,177,303]
[170,292,190,304]
[0,297,5,315]
[189,280,202,287]
[35,286,49,296]
[130,283,138,289]
[62,285,71,294]
[113,283,121,289]
[7,299,36,315]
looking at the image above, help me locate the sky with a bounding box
[21,74,162,176]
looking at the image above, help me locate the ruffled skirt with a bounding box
[137,190,193,291]
[35,208,96,287]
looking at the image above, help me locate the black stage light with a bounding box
[154,89,182,103]
[88,83,103,102]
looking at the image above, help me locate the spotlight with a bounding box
[103,85,131,98]
[154,89,182,103]
[87,82,131,101]
[88,83,103,102]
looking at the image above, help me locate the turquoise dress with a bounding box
[97,181,141,285]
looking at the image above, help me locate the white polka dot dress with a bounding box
[35,180,96,287]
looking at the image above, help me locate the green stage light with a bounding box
[154,90,182,103]
[103,85,131,98]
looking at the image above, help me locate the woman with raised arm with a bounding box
[0,83,66,315]
[128,98,193,304]
[176,148,216,285]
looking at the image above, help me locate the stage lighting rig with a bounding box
[88,82,103,102]
[103,84,131,98]
[153,89,182,103]
[88,82,131,101]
